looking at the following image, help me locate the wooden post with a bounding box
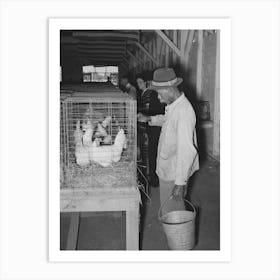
[152,38,157,70]
[126,206,139,250]
[61,188,140,251]
[137,49,141,73]
[180,30,189,70]
[148,40,153,70]
[140,49,144,72]
[213,31,220,157]
[173,30,178,64]
[66,212,80,250]
[169,30,173,65]
[196,30,204,99]
[142,43,146,70]
[179,30,195,73]
[144,43,148,70]
[156,36,161,66]
[180,30,188,56]
[165,30,169,67]
[184,30,195,67]
[160,38,164,66]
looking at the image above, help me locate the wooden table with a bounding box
[60,187,140,250]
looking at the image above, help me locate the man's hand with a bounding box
[172,184,187,201]
[137,113,151,123]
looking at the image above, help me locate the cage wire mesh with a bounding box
[60,87,137,191]
[60,90,73,187]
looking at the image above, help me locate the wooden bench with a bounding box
[60,187,140,250]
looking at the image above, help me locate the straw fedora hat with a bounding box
[150,68,183,90]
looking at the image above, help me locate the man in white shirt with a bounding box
[137,68,199,211]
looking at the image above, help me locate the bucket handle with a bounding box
[158,194,196,221]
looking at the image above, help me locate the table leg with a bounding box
[126,206,139,250]
[66,212,80,250]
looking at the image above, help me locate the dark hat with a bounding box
[150,68,183,89]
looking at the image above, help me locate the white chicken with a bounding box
[95,123,108,138]
[102,116,111,128]
[82,119,94,147]
[111,128,127,161]
[95,116,112,144]
[103,134,112,145]
[89,128,127,167]
[74,120,90,167]
[83,106,104,126]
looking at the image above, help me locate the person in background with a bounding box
[136,72,165,188]
[120,75,137,100]
[137,68,199,211]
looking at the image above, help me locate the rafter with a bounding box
[126,49,145,66]
[120,62,129,71]
[122,56,130,66]
[134,42,157,65]
[155,30,181,58]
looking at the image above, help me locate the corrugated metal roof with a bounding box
[60,30,141,67]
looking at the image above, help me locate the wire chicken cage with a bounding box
[60,89,73,187]
[60,86,137,190]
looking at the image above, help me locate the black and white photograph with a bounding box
[58,28,221,251]
[1,1,279,279]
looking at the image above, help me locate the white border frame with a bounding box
[49,18,231,262]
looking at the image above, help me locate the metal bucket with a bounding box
[158,196,196,250]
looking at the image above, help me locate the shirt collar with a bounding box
[165,93,185,113]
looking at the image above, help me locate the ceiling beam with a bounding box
[155,30,181,58]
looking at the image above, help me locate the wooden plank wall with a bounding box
[124,30,220,158]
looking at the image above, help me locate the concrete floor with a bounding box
[60,158,220,250]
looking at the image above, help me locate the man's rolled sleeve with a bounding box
[149,114,165,127]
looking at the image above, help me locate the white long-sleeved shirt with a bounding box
[149,94,199,185]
